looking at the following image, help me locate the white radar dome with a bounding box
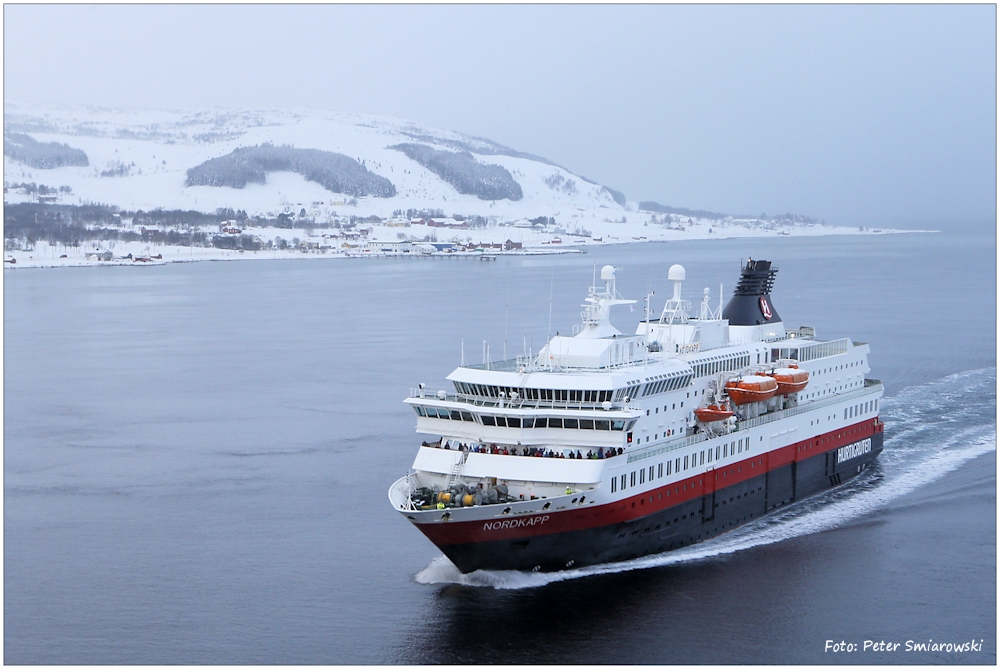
[600,265,616,281]
[668,264,686,281]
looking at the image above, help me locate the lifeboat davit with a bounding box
[694,404,735,422]
[724,375,778,405]
[769,366,809,395]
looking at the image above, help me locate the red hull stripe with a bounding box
[417,418,882,546]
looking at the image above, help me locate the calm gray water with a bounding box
[5,227,996,664]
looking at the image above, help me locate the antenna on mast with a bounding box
[546,267,554,341]
[503,276,510,361]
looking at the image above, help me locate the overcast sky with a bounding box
[4,4,995,226]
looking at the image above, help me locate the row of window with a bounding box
[455,368,730,407]
[619,386,643,401]
[640,372,694,396]
[793,338,851,362]
[815,420,871,448]
[414,405,638,432]
[845,399,877,420]
[453,377,701,406]
[453,382,613,404]
[611,437,752,493]
[482,416,632,431]
[816,359,863,375]
[691,353,753,379]
[612,461,666,493]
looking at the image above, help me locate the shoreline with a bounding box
[3,226,933,270]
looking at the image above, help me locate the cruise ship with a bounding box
[388,259,884,573]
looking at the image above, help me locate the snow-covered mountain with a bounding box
[4,104,630,223]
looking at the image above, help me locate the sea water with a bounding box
[4,225,995,663]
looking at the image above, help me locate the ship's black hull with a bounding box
[437,431,883,573]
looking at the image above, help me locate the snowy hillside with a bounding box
[4,104,628,222]
[4,104,916,269]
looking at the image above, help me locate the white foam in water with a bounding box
[415,368,997,590]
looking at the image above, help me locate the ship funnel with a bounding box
[722,258,782,326]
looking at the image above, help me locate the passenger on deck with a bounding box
[598,447,605,459]
[576,450,583,459]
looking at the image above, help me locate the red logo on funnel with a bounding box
[760,296,772,320]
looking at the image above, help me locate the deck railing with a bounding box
[409,389,630,413]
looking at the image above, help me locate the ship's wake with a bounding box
[415,368,996,590]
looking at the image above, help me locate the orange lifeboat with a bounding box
[694,404,735,422]
[724,375,778,405]
[769,366,809,395]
